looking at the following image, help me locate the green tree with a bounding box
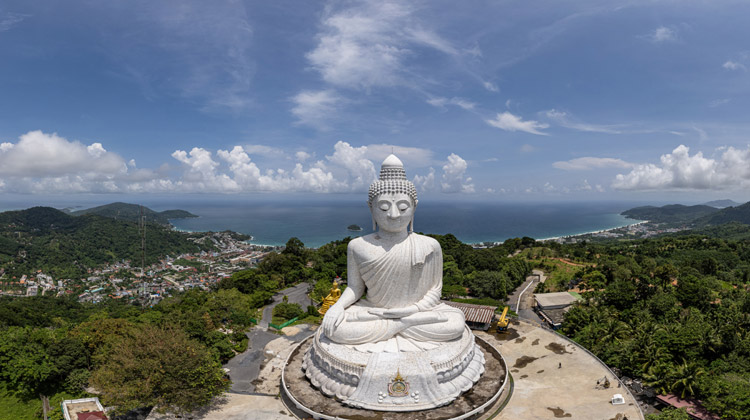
[580,270,606,290]
[646,407,690,420]
[273,302,304,321]
[91,324,228,415]
[282,237,305,257]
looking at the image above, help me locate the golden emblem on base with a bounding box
[388,369,409,397]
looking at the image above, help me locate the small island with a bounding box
[346,224,363,231]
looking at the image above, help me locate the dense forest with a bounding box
[548,235,750,419]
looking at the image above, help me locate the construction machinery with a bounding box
[496,306,510,332]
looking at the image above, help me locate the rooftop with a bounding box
[62,398,107,420]
[443,301,496,324]
[534,292,579,308]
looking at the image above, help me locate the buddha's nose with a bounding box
[387,205,399,219]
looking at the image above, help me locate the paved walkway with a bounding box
[260,283,311,329]
[505,269,546,325]
[477,321,643,420]
[224,282,314,394]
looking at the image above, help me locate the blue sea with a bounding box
[0,194,647,248]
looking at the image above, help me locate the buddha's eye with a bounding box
[379,202,390,211]
[398,202,409,212]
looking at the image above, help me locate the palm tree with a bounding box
[670,360,705,399]
[638,340,669,374]
[600,318,631,343]
[644,362,672,396]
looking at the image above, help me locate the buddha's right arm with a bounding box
[336,243,365,309]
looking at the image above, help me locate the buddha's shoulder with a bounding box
[347,235,375,252]
[412,233,441,250]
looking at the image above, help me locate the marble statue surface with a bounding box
[302,154,485,411]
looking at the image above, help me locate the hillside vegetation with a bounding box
[70,202,197,225]
[622,204,719,224]
[530,235,750,420]
[0,207,209,278]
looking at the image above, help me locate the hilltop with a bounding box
[702,199,741,208]
[694,201,750,226]
[621,204,719,224]
[0,206,208,278]
[69,202,197,225]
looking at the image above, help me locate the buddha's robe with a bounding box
[327,233,465,350]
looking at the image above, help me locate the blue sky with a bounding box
[1,0,750,202]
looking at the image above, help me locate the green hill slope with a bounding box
[694,201,750,226]
[70,202,197,225]
[0,207,208,278]
[621,204,719,224]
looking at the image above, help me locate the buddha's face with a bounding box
[371,192,415,233]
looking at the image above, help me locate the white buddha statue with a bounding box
[320,154,466,350]
[303,154,485,411]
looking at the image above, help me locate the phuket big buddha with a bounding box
[303,154,486,411]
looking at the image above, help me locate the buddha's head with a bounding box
[368,154,418,233]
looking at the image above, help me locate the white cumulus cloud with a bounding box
[295,151,312,162]
[0,131,126,177]
[486,112,549,135]
[413,167,436,192]
[325,141,376,190]
[613,144,750,190]
[441,153,474,193]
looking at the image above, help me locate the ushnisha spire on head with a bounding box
[368,154,418,207]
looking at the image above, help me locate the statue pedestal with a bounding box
[303,326,484,411]
[282,332,507,420]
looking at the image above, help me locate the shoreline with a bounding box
[537,219,648,242]
[170,219,650,248]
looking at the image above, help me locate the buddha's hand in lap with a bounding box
[322,303,346,337]
[368,305,419,319]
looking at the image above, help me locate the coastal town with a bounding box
[0,231,277,306]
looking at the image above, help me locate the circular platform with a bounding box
[281,334,507,420]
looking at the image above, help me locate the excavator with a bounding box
[496,306,510,332]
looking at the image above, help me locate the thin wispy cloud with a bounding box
[723,60,747,71]
[544,109,623,134]
[290,90,344,129]
[306,0,458,90]
[427,97,476,111]
[644,26,678,43]
[483,81,499,92]
[93,2,256,111]
[708,98,731,108]
[486,112,549,135]
[0,12,29,32]
[553,157,633,171]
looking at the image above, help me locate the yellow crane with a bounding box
[497,306,509,332]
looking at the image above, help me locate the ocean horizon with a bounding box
[0,194,653,247]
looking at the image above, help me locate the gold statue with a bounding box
[318,279,342,315]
